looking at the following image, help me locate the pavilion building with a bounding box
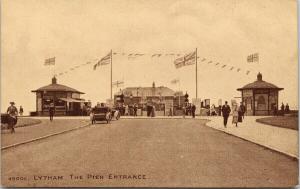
[237,73,283,116]
[31,77,85,116]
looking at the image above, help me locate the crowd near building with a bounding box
[114,82,188,116]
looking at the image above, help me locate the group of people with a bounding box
[221,101,246,128]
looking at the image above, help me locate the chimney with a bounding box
[257,72,262,81]
[52,76,57,84]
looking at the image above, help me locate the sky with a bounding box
[1,0,298,114]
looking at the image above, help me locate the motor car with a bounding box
[92,107,112,124]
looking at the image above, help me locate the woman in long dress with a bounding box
[232,105,239,127]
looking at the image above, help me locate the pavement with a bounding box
[10,115,298,159]
[203,116,299,159]
[1,119,90,149]
[1,119,298,187]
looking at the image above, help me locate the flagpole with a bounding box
[195,48,198,99]
[111,49,113,100]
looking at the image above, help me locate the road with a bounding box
[1,119,298,187]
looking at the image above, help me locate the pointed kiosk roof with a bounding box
[31,77,84,94]
[237,73,283,91]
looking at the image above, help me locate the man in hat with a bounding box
[49,102,55,121]
[7,102,18,133]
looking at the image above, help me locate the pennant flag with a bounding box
[201,58,206,62]
[93,52,111,70]
[215,62,220,65]
[230,67,234,70]
[44,57,55,66]
[157,54,162,57]
[222,65,227,68]
[113,52,117,55]
[151,54,157,57]
[128,54,133,56]
[247,53,259,63]
[112,81,124,87]
[174,51,196,68]
[237,68,241,72]
[246,70,250,75]
[170,79,180,84]
[207,61,212,64]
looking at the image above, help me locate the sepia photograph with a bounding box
[1,0,298,187]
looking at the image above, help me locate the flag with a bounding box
[184,51,196,65]
[44,57,55,65]
[174,51,196,68]
[207,61,212,64]
[222,65,227,68]
[93,52,111,70]
[237,68,241,72]
[215,62,220,65]
[247,53,259,63]
[170,79,179,84]
[174,57,185,68]
[230,67,234,70]
[201,58,206,62]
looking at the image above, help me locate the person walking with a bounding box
[238,104,243,123]
[133,104,138,117]
[19,106,24,116]
[151,105,156,117]
[182,106,186,119]
[281,103,285,116]
[191,104,196,118]
[125,105,129,116]
[90,108,95,124]
[222,101,231,128]
[232,105,239,127]
[239,102,246,119]
[285,103,290,114]
[49,102,55,121]
[7,102,18,133]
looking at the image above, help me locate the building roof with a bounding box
[237,73,283,91]
[115,82,183,97]
[32,77,84,94]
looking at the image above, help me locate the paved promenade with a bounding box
[2,115,298,159]
[1,119,90,148]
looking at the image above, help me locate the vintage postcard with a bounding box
[1,0,298,187]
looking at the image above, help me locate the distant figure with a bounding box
[238,105,243,123]
[239,102,246,119]
[90,108,95,124]
[232,105,238,127]
[49,102,55,121]
[281,103,285,116]
[191,104,196,118]
[222,101,231,128]
[273,106,278,116]
[133,104,138,117]
[125,105,129,116]
[182,106,186,119]
[168,107,173,117]
[19,106,24,116]
[151,105,156,117]
[218,105,222,116]
[7,102,18,133]
[285,103,290,114]
[210,104,216,116]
